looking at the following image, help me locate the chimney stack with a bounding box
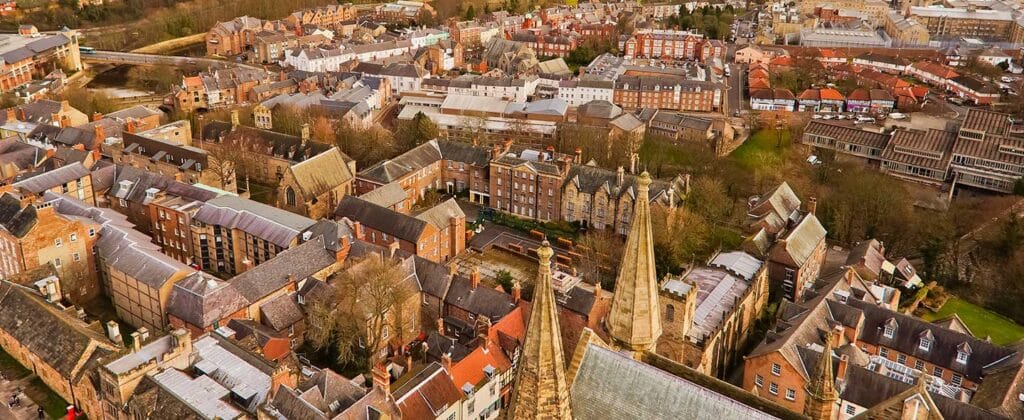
[593,281,602,297]
[512,281,521,304]
[93,124,105,145]
[470,267,481,289]
[301,123,311,145]
[352,221,364,240]
[91,112,103,122]
[574,147,582,164]
[616,166,625,186]
[371,363,391,399]
[807,197,817,215]
[6,107,16,122]
[437,318,445,336]
[125,120,136,134]
[441,352,453,375]
[837,354,849,382]
[130,331,142,352]
[106,320,121,343]
[475,315,491,348]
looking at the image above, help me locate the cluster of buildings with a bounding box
[761,0,1024,47]
[803,108,1024,194]
[740,45,1004,113]
[0,25,81,99]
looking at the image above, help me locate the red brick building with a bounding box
[488,149,572,222]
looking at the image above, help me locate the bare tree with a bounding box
[306,255,418,369]
[575,229,625,288]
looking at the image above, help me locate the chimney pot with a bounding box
[807,197,818,215]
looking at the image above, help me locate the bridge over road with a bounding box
[81,51,266,73]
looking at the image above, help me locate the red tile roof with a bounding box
[820,88,845,101]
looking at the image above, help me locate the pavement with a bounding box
[0,375,44,420]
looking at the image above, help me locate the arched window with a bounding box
[285,187,296,207]
[665,304,676,322]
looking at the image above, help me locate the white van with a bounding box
[855,116,875,124]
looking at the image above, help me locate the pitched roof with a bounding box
[414,199,465,230]
[773,214,826,267]
[286,147,355,199]
[12,162,89,194]
[166,272,249,328]
[259,293,304,331]
[357,140,443,184]
[571,345,790,419]
[0,281,118,378]
[336,195,432,244]
[444,276,516,323]
[193,195,316,248]
[393,362,462,419]
[358,181,407,208]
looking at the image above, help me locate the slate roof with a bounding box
[443,275,516,323]
[563,163,682,205]
[230,236,337,303]
[286,147,355,200]
[0,193,37,238]
[259,293,304,331]
[201,121,331,164]
[773,214,826,267]
[193,195,316,248]
[846,298,1018,382]
[414,199,464,230]
[358,181,406,208]
[335,195,428,243]
[571,344,785,419]
[108,165,217,205]
[12,161,89,194]
[0,281,117,378]
[166,272,248,328]
[358,140,444,184]
[748,182,801,234]
[414,256,452,300]
[46,192,191,289]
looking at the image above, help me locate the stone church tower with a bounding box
[605,172,663,355]
[805,331,838,420]
[509,241,573,419]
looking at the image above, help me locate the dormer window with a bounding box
[956,342,972,364]
[883,318,898,339]
[919,330,934,352]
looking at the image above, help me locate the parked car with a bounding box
[889,113,907,120]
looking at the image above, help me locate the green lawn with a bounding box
[730,129,793,170]
[24,377,69,419]
[0,348,30,380]
[921,296,1024,345]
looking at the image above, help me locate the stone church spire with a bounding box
[606,171,662,354]
[509,241,573,420]
[805,331,838,420]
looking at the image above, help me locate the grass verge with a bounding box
[921,296,1024,345]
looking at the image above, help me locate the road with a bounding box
[727,63,747,116]
[82,50,266,72]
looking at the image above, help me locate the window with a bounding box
[785,389,796,401]
[755,374,763,387]
[846,405,856,415]
[951,373,963,387]
[919,338,932,351]
[883,325,895,339]
[70,233,77,242]
[88,228,95,237]
[880,348,889,358]
[956,351,969,364]
[897,354,907,365]
[53,258,61,267]
[665,304,675,322]
[768,383,778,395]
[933,367,944,378]
[771,363,781,376]
[73,253,80,262]
[285,187,296,207]
[915,360,925,370]
[54,237,62,248]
